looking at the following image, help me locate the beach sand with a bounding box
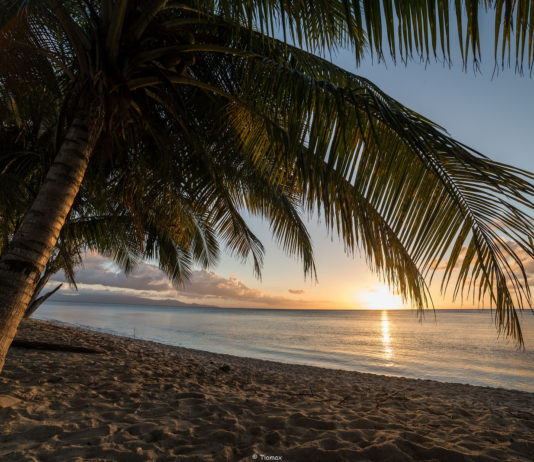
[1,319,533,461]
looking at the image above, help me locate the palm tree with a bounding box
[0,1,533,373]
[1,49,313,320]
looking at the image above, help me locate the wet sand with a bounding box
[1,319,533,461]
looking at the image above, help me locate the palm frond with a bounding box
[189,1,534,70]
[220,46,533,343]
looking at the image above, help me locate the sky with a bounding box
[49,14,534,311]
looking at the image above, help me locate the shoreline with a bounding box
[1,319,534,461]
[32,315,533,394]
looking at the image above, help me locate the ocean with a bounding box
[35,302,534,392]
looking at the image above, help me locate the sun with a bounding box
[358,284,404,309]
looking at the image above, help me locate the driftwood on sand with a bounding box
[11,339,100,354]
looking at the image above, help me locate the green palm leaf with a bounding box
[217,44,533,342]
[196,0,534,70]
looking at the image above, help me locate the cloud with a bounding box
[288,289,305,295]
[53,253,174,292]
[427,241,534,307]
[431,246,468,272]
[431,241,534,279]
[47,253,323,309]
[180,271,264,300]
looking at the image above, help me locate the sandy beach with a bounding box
[1,319,533,461]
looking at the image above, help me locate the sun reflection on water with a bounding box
[381,310,393,361]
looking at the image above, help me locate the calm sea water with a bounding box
[35,303,534,392]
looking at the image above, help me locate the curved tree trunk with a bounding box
[0,112,95,372]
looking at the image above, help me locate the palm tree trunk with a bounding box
[0,112,95,373]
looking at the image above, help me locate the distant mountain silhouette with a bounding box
[49,291,218,308]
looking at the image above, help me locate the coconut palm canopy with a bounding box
[0,0,533,372]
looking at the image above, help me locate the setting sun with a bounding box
[359,285,404,309]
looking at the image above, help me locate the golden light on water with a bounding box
[381,310,393,361]
[359,284,404,309]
